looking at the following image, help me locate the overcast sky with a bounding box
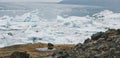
[0,0,62,2]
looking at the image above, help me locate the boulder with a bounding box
[91,32,104,40]
[48,43,54,50]
[10,51,29,58]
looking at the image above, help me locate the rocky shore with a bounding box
[0,29,120,58]
[51,29,120,58]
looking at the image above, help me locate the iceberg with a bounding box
[0,10,120,47]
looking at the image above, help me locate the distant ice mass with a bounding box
[0,10,120,47]
[0,0,62,2]
[59,0,120,11]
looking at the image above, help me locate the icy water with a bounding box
[0,2,120,47]
[0,2,105,19]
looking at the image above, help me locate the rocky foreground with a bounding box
[0,29,120,58]
[0,43,74,58]
[51,29,120,58]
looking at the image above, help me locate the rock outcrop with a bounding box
[52,29,120,58]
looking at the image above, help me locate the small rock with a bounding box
[52,50,70,58]
[48,43,54,50]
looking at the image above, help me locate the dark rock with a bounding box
[117,29,120,34]
[115,39,120,44]
[114,51,120,55]
[10,51,29,58]
[74,43,83,50]
[97,44,109,51]
[91,32,104,40]
[52,50,70,58]
[97,38,105,42]
[106,37,112,41]
[84,38,91,44]
[100,33,108,39]
[109,48,116,53]
[106,29,116,35]
[48,43,54,50]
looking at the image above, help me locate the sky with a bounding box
[0,0,62,2]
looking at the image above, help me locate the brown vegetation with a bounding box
[0,43,75,58]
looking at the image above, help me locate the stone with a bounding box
[101,33,108,39]
[91,32,104,40]
[97,38,105,42]
[98,44,109,51]
[52,50,70,58]
[48,43,54,50]
[106,37,112,41]
[114,51,120,55]
[10,51,29,58]
[117,29,120,34]
[115,39,120,44]
[84,38,91,44]
[74,43,83,50]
